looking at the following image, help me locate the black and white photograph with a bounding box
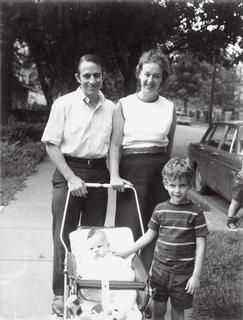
[0,1,242,319]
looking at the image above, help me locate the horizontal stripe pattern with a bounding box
[149,200,209,272]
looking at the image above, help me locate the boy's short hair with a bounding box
[87,228,106,240]
[162,158,194,187]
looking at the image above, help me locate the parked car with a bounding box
[188,121,243,201]
[177,113,192,125]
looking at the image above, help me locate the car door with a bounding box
[213,125,239,200]
[203,124,228,192]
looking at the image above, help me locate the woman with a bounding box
[109,49,176,271]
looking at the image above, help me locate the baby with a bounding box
[67,228,141,320]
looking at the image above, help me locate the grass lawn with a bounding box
[193,231,243,320]
[0,140,46,206]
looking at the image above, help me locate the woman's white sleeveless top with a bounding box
[120,93,174,148]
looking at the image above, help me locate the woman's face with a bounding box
[76,61,103,98]
[138,62,163,95]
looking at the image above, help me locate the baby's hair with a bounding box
[77,54,104,74]
[136,48,170,83]
[162,158,194,187]
[87,228,107,240]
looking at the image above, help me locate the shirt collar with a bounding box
[76,87,105,109]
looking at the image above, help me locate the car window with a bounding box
[201,126,215,144]
[220,126,237,153]
[239,126,243,155]
[207,125,226,148]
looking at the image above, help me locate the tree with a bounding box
[1,0,242,123]
[0,3,15,124]
[164,53,208,112]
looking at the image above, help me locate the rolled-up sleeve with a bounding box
[41,99,65,146]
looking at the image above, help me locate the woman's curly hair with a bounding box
[136,48,170,83]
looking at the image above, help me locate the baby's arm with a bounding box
[115,228,157,257]
[185,237,206,294]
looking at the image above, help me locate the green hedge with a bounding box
[0,120,47,205]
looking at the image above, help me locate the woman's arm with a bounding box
[46,143,87,197]
[109,102,132,191]
[167,105,177,157]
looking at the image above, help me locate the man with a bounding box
[41,54,114,316]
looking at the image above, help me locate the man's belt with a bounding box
[64,155,106,167]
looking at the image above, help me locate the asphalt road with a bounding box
[172,123,208,158]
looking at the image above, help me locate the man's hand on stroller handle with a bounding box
[68,176,87,197]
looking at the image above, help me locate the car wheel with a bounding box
[195,165,208,194]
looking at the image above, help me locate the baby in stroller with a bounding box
[67,228,141,320]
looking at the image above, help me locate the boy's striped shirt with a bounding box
[149,200,209,273]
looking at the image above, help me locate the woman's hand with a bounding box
[110,176,133,192]
[68,176,87,197]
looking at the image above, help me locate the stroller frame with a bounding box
[59,184,150,319]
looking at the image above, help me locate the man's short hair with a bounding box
[77,54,104,74]
[162,158,194,187]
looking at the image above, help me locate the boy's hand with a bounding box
[112,249,132,258]
[185,275,200,294]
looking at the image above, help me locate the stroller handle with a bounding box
[60,183,145,258]
[85,182,131,188]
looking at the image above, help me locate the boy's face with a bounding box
[164,176,190,205]
[87,232,109,260]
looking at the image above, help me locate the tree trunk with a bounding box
[184,98,188,113]
[0,4,14,124]
[33,53,53,110]
[209,57,216,125]
[28,42,53,111]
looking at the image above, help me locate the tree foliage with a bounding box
[164,53,209,112]
[1,0,242,123]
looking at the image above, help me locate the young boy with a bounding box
[67,228,141,320]
[116,158,208,320]
[227,162,243,229]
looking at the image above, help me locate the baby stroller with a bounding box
[59,183,151,319]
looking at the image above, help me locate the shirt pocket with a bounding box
[68,110,90,135]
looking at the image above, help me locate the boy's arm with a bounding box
[115,229,157,258]
[185,237,206,294]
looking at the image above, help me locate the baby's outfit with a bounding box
[78,253,141,320]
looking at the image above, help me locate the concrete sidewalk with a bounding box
[0,158,241,320]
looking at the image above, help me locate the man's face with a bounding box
[76,61,103,98]
[87,233,109,260]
